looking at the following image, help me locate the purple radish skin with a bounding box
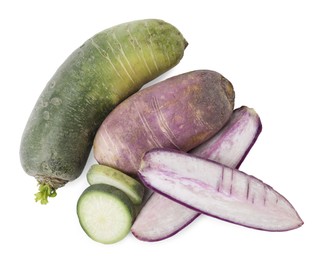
[138,148,304,232]
[94,70,235,176]
[131,106,262,241]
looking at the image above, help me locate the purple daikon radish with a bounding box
[131,106,262,241]
[138,148,304,232]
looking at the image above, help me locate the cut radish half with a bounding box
[138,148,303,232]
[132,106,262,241]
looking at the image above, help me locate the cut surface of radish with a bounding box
[132,106,262,241]
[138,149,303,232]
[87,164,144,205]
[132,193,199,241]
[77,184,134,244]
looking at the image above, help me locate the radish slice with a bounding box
[132,106,262,241]
[87,164,145,205]
[77,184,134,244]
[138,148,303,232]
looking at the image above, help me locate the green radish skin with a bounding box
[87,164,145,205]
[77,184,134,244]
[19,19,187,204]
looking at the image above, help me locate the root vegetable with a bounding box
[138,149,304,232]
[94,70,235,175]
[77,184,134,244]
[20,19,187,204]
[131,106,262,241]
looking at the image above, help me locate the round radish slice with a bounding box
[77,184,134,244]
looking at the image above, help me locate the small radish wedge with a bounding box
[138,149,303,232]
[77,184,134,244]
[87,164,144,205]
[132,106,262,241]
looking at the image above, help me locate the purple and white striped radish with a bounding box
[138,148,303,232]
[131,106,262,241]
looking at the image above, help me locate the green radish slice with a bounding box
[77,184,134,244]
[87,164,144,205]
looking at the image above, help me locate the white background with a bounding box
[1,0,323,259]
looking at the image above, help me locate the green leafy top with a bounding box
[35,183,57,205]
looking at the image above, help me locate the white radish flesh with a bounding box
[138,149,303,232]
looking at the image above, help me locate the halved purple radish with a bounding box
[132,106,262,241]
[190,106,262,167]
[138,148,303,232]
